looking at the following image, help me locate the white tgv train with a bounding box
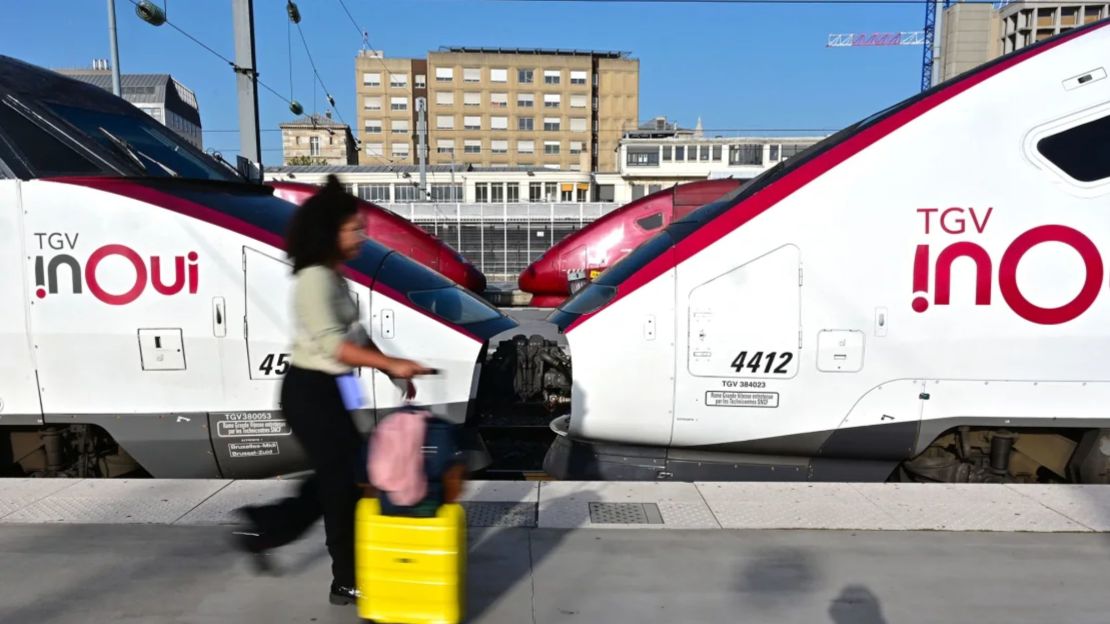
[0,55,515,479]
[545,19,1110,483]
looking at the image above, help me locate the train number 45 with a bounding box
[259,353,290,376]
[730,351,793,375]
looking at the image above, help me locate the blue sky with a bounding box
[6,0,927,163]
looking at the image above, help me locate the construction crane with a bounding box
[828,0,954,92]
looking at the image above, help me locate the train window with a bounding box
[1037,114,1110,182]
[408,286,502,325]
[42,102,236,182]
[636,212,664,231]
[0,101,103,177]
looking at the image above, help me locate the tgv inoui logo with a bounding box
[32,232,199,306]
[911,208,1103,326]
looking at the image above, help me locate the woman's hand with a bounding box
[385,358,435,380]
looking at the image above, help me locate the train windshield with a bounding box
[409,287,503,325]
[378,253,504,327]
[42,101,236,182]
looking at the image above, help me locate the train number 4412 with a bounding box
[730,351,793,375]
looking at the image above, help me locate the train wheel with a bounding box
[1067,429,1110,484]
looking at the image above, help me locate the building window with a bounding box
[570,118,587,133]
[544,141,560,155]
[674,146,685,161]
[436,139,455,154]
[430,183,462,201]
[517,93,535,108]
[544,94,561,108]
[309,136,320,156]
[570,94,587,109]
[392,143,410,158]
[561,186,573,202]
[529,181,543,201]
[662,146,673,161]
[491,116,508,131]
[782,144,808,160]
[626,148,659,167]
[490,93,509,108]
[700,145,710,161]
[464,116,481,130]
[570,70,588,85]
[543,70,561,85]
[391,119,409,134]
[491,140,509,154]
[436,91,454,106]
[464,92,481,106]
[518,117,534,131]
[395,184,420,201]
[390,97,409,111]
[415,74,426,88]
[769,144,780,161]
[544,117,560,132]
[464,139,481,154]
[365,142,384,157]
[359,183,390,202]
[491,183,505,202]
[577,186,588,202]
[544,182,558,200]
[363,72,381,87]
[570,141,584,155]
[518,140,535,154]
[364,119,382,134]
[729,144,763,165]
[390,73,408,88]
[518,68,534,84]
[364,96,382,110]
[435,67,454,82]
[491,68,508,83]
[712,145,722,161]
[686,146,697,161]
[436,115,454,130]
[464,67,481,82]
[475,183,489,202]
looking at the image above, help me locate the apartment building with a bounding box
[938,2,1108,81]
[356,47,638,172]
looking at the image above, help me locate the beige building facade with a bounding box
[939,2,1109,82]
[279,114,358,165]
[356,48,638,173]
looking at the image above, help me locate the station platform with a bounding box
[2,479,1110,623]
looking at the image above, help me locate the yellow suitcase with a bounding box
[355,497,466,624]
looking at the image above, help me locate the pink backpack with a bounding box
[368,408,429,506]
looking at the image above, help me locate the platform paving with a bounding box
[3,479,1110,532]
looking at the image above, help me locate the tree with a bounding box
[287,155,329,165]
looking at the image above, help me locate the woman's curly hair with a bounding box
[284,174,359,274]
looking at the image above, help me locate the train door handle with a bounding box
[382,309,395,339]
[213,297,227,338]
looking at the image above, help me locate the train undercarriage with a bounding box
[3,334,1110,485]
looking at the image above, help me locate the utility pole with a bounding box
[107,0,122,96]
[416,96,428,199]
[231,0,262,177]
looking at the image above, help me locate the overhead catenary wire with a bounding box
[470,0,1100,4]
[122,0,298,111]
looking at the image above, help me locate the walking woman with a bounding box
[234,175,432,605]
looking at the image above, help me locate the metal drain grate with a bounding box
[588,502,664,525]
[462,502,537,528]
